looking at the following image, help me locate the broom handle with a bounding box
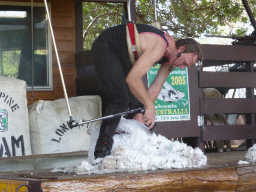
[43,0,73,118]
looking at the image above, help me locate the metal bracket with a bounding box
[132,45,136,51]
[195,60,203,70]
[197,115,204,126]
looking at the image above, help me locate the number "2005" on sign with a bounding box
[171,76,186,85]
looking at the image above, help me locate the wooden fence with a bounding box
[199,44,256,149]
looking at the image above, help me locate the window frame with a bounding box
[0,1,53,91]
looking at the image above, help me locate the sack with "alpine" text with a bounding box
[0,76,32,157]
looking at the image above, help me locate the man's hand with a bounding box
[134,106,155,129]
[143,107,155,129]
[135,105,154,129]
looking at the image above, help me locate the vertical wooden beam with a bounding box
[75,0,83,53]
[246,61,256,148]
[124,0,136,23]
[250,62,256,125]
[130,0,136,23]
[198,61,205,151]
[0,51,3,74]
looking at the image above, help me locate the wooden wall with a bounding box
[6,0,77,106]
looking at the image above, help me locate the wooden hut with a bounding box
[0,0,135,106]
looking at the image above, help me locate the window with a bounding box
[0,3,52,90]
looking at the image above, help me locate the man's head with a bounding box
[171,38,202,70]
[175,38,202,62]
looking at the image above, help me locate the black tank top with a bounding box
[97,24,169,76]
[136,24,169,47]
[137,25,169,64]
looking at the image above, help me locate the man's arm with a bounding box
[133,64,174,125]
[148,64,174,102]
[126,38,166,128]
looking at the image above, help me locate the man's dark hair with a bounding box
[175,38,202,61]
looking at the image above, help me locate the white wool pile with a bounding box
[238,160,249,165]
[245,144,256,162]
[75,118,207,174]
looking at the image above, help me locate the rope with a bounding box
[151,0,161,29]
[31,0,34,100]
[43,0,73,118]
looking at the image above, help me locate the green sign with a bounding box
[147,64,190,121]
[0,109,8,132]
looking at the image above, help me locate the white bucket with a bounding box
[28,96,102,155]
[0,76,32,157]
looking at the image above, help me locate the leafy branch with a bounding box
[83,12,122,41]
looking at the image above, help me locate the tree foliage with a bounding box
[136,0,256,38]
[83,0,256,49]
[83,2,124,50]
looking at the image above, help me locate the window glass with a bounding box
[0,5,51,90]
